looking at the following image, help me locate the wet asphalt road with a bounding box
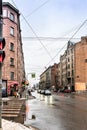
[25,92,87,130]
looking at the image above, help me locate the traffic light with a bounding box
[0,37,6,63]
[0,0,2,15]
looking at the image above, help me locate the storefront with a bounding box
[7,82,19,96]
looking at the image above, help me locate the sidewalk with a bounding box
[2,95,39,130]
[72,91,87,98]
[2,119,39,130]
[2,119,32,130]
[55,90,87,98]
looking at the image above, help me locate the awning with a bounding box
[8,81,19,87]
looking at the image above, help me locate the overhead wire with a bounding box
[45,19,87,67]
[11,0,87,72]
[24,0,50,18]
[69,19,87,41]
[22,22,86,41]
[11,0,54,61]
[22,37,80,41]
[58,21,87,38]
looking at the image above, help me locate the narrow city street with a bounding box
[25,92,87,130]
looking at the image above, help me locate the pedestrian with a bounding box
[18,88,22,98]
[28,89,31,96]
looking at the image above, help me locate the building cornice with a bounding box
[3,2,20,15]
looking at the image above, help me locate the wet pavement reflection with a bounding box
[25,92,87,130]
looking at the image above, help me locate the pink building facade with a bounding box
[2,2,25,95]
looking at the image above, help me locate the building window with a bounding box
[72,70,74,76]
[10,43,14,51]
[3,10,7,17]
[10,72,14,80]
[68,50,70,55]
[10,13,15,21]
[77,76,79,78]
[68,58,70,62]
[67,71,70,76]
[85,59,87,63]
[67,64,70,69]
[71,48,73,53]
[10,58,14,66]
[10,27,14,36]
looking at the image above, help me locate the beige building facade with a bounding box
[58,41,75,91]
[40,64,58,90]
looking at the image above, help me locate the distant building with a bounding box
[60,51,67,87]
[40,63,58,90]
[2,2,25,93]
[40,71,46,89]
[51,63,58,90]
[57,62,62,88]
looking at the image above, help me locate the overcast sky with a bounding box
[3,0,87,85]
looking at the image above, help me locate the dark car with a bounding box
[58,88,65,93]
[64,89,71,93]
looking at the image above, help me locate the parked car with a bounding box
[64,89,71,93]
[58,88,65,93]
[37,89,41,93]
[40,90,45,94]
[58,88,71,93]
[44,90,51,95]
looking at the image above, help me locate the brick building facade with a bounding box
[74,37,87,91]
[2,2,25,93]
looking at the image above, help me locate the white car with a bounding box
[40,90,45,94]
[37,89,41,93]
[44,90,51,95]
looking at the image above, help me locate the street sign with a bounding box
[31,73,35,78]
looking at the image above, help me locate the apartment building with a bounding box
[57,38,87,92]
[40,71,46,89]
[40,37,87,92]
[40,64,58,90]
[57,41,75,91]
[57,62,62,87]
[45,66,51,89]
[51,63,58,89]
[66,41,75,90]
[74,37,87,91]
[2,2,25,93]
[60,52,67,87]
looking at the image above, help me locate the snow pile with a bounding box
[2,119,32,130]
